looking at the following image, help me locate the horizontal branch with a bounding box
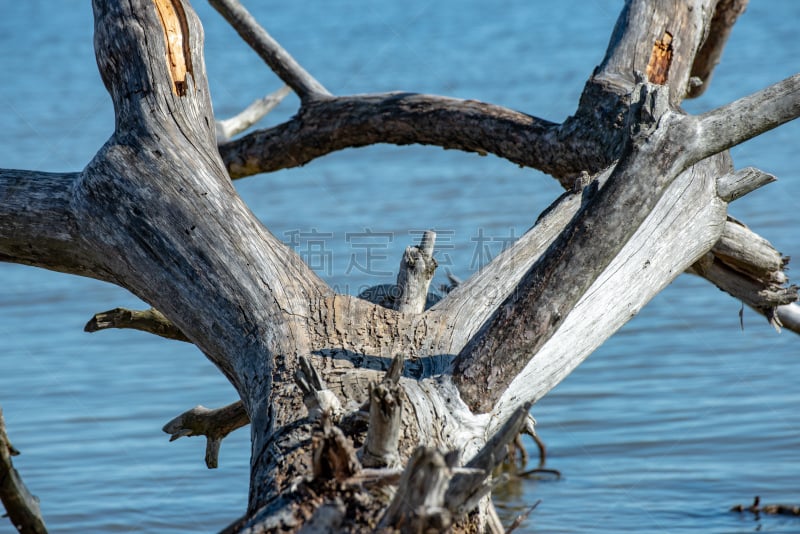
[690,230,797,332]
[0,170,109,281]
[208,0,330,100]
[219,93,559,179]
[697,73,800,160]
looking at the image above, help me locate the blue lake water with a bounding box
[1,1,799,532]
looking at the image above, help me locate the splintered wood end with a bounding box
[152,0,193,96]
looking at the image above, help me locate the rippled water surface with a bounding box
[1,1,799,532]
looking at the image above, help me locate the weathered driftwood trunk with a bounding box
[1,0,798,531]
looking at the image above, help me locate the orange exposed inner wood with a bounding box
[646,31,673,85]
[153,0,193,96]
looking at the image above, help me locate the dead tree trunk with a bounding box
[0,0,798,532]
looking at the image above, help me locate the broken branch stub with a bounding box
[161,401,249,469]
[360,354,405,468]
[84,307,189,342]
[312,414,360,482]
[378,447,456,532]
[395,230,437,314]
[445,405,530,514]
[716,167,776,203]
[295,356,343,421]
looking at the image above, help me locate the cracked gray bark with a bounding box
[0,0,798,532]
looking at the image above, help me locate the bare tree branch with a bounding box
[451,84,717,411]
[220,93,558,179]
[0,407,48,534]
[216,85,291,143]
[451,70,799,412]
[697,73,800,159]
[0,170,108,281]
[686,0,750,99]
[208,0,330,100]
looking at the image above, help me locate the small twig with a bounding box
[208,0,330,100]
[523,415,547,469]
[506,499,541,534]
[162,401,249,468]
[216,85,291,143]
[0,406,48,534]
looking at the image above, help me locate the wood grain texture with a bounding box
[0,0,797,531]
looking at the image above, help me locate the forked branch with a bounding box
[452,74,800,412]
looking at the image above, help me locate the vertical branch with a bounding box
[378,447,455,532]
[686,0,749,98]
[360,354,405,468]
[394,230,437,314]
[0,407,48,534]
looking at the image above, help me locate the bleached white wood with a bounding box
[492,155,727,425]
